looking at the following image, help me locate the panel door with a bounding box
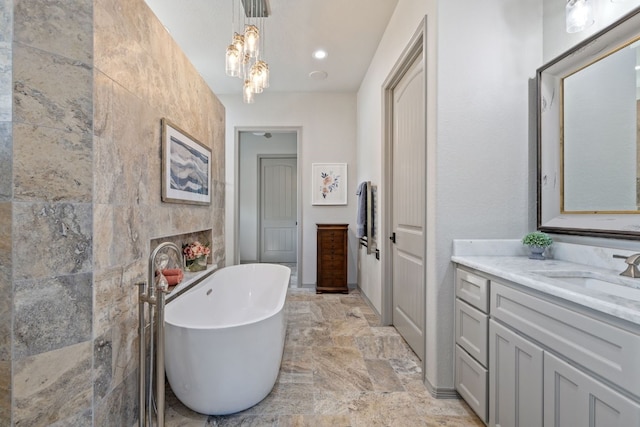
[544,352,640,426]
[260,157,297,263]
[391,51,425,360]
[489,319,543,427]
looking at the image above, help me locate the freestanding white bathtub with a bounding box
[164,263,290,415]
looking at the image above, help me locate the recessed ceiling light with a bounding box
[313,50,327,59]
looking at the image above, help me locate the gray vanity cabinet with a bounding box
[454,268,489,423]
[454,263,640,427]
[488,319,543,427]
[490,280,640,427]
[544,352,640,426]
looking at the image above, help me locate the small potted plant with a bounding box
[522,231,553,260]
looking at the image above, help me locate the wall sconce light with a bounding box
[566,0,595,33]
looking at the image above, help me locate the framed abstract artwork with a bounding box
[311,163,347,205]
[161,118,212,205]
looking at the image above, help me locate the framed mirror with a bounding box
[537,6,640,239]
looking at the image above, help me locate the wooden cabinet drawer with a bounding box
[455,344,488,423]
[455,299,488,366]
[456,268,489,313]
[320,255,345,269]
[491,281,640,398]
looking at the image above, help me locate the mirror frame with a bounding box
[537,6,640,240]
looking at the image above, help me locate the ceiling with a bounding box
[144,0,399,96]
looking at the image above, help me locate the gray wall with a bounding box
[357,0,543,394]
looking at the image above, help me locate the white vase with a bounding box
[528,246,546,260]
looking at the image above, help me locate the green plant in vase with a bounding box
[522,231,553,260]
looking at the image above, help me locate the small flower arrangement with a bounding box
[183,241,211,272]
[521,231,553,248]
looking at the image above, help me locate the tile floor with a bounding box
[163,289,483,427]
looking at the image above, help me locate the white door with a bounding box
[260,157,297,263]
[390,53,425,360]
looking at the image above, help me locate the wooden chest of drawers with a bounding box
[316,223,348,293]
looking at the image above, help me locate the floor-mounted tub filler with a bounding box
[164,263,291,415]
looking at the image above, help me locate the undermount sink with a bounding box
[531,270,640,301]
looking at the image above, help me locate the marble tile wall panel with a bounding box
[13,43,92,134]
[13,123,92,202]
[0,0,11,44]
[93,330,112,403]
[90,0,226,422]
[94,0,153,103]
[0,123,12,200]
[13,202,92,280]
[0,44,11,122]
[0,0,12,123]
[13,272,92,358]
[13,341,92,426]
[94,262,143,332]
[93,369,137,427]
[13,0,92,64]
[0,201,10,426]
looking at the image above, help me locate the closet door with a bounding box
[390,49,425,360]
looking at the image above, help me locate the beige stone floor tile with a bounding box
[161,288,483,427]
[278,414,352,427]
[348,391,426,427]
[313,346,374,393]
[207,414,279,426]
[364,359,405,392]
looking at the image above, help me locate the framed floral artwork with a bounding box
[161,118,212,205]
[311,163,347,205]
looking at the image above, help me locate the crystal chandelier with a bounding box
[225,0,270,104]
[566,0,594,33]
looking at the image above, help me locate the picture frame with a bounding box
[311,163,347,205]
[161,118,212,205]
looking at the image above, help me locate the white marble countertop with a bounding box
[452,241,640,327]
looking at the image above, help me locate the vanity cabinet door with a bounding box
[455,344,488,423]
[544,352,640,427]
[489,319,543,427]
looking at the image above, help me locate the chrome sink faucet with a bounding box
[613,253,640,278]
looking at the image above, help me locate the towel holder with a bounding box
[358,181,379,259]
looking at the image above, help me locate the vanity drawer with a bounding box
[456,268,489,313]
[455,344,488,423]
[455,299,488,366]
[491,281,640,398]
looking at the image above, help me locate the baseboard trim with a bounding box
[425,378,459,399]
[356,286,381,318]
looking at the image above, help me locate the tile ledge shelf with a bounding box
[167,264,218,302]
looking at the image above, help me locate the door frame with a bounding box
[233,126,303,281]
[381,17,427,345]
[257,154,298,263]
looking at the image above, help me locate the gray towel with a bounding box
[356,181,367,238]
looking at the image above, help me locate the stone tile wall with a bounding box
[5,0,225,424]
[92,0,225,424]
[11,0,94,424]
[0,0,12,424]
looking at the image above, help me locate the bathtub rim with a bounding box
[164,263,290,331]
